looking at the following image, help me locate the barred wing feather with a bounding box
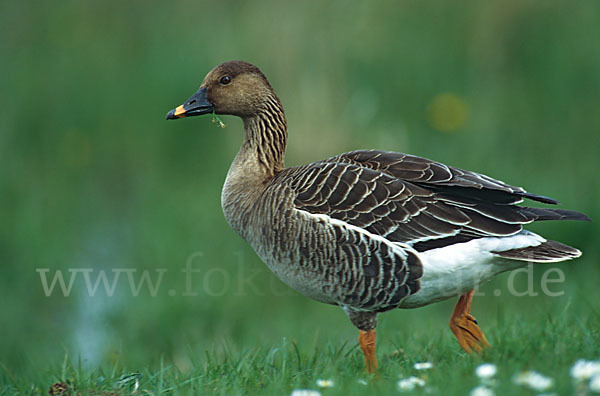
[286,150,588,252]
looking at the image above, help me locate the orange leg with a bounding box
[449,290,490,354]
[358,329,378,373]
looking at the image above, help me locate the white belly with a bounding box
[399,232,545,308]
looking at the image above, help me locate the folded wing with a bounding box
[285,149,589,252]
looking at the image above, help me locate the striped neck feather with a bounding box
[241,93,288,176]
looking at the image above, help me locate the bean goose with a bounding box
[166,61,590,373]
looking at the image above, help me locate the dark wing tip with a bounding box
[518,192,559,205]
[555,210,592,222]
[521,207,592,222]
[573,212,592,222]
[517,193,590,221]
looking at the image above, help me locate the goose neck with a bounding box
[240,96,288,176]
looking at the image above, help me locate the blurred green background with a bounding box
[1,0,599,383]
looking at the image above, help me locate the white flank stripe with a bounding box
[296,209,416,261]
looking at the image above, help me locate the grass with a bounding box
[3,307,598,395]
[2,0,600,395]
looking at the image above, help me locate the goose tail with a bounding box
[493,239,581,263]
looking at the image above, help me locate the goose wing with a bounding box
[286,149,587,251]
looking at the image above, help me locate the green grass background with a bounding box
[1,0,599,394]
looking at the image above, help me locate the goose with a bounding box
[166,60,590,373]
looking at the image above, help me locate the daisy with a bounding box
[316,379,335,388]
[475,363,497,380]
[513,371,554,391]
[589,374,600,393]
[290,390,321,396]
[414,362,433,370]
[398,376,426,391]
[470,385,494,396]
[570,359,600,381]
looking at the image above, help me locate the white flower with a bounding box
[470,385,494,396]
[590,374,600,393]
[412,377,426,386]
[475,363,497,380]
[357,379,368,385]
[290,390,322,396]
[513,371,554,391]
[571,359,600,381]
[414,362,433,370]
[397,376,426,391]
[316,379,335,388]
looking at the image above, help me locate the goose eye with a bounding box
[219,76,231,85]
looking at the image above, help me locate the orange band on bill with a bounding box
[174,105,186,117]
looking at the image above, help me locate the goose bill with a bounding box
[166,87,213,119]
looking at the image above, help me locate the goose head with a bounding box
[166,60,275,120]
